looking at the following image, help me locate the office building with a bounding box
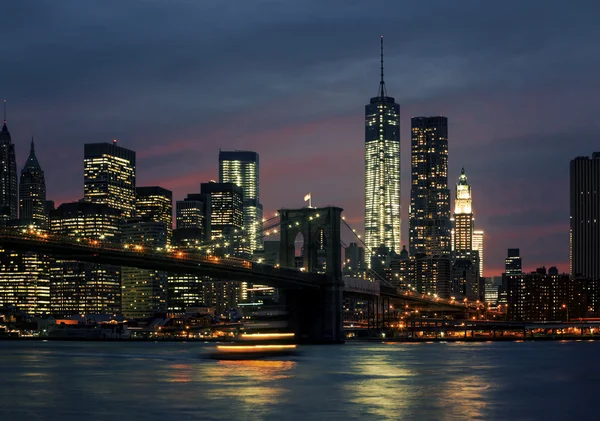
[409,116,451,256]
[344,242,365,276]
[84,141,136,218]
[135,186,172,244]
[0,232,50,316]
[408,116,451,296]
[219,150,263,253]
[472,230,484,277]
[19,139,48,228]
[505,249,522,275]
[570,153,600,279]
[200,182,244,256]
[0,113,18,223]
[49,202,121,316]
[453,168,473,254]
[176,193,206,232]
[121,219,168,318]
[364,37,401,265]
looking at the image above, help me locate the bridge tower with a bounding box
[279,206,344,344]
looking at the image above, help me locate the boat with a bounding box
[208,332,298,360]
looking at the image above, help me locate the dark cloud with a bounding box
[1,0,599,274]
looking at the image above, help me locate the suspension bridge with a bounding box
[0,206,473,343]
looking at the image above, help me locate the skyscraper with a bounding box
[200,182,244,256]
[84,141,136,218]
[49,202,121,316]
[121,219,168,318]
[472,230,484,277]
[19,138,47,228]
[176,193,206,231]
[0,106,18,224]
[570,153,600,279]
[364,37,401,266]
[409,116,451,257]
[219,150,263,253]
[453,168,473,255]
[505,248,522,275]
[135,186,172,244]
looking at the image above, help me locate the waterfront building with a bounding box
[219,150,263,253]
[168,227,206,314]
[364,37,401,265]
[0,111,18,223]
[570,153,600,279]
[84,141,136,218]
[19,138,47,228]
[49,202,121,316]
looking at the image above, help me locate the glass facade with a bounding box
[570,153,600,279]
[121,220,168,318]
[219,150,263,253]
[472,230,484,277]
[200,182,245,256]
[0,120,18,223]
[409,116,451,257]
[364,44,401,266]
[0,246,50,315]
[135,186,172,244]
[49,202,122,316]
[84,142,136,218]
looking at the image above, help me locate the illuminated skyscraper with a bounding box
[365,37,401,265]
[409,116,451,256]
[505,248,522,275]
[19,138,47,228]
[121,219,168,318]
[0,107,18,224]
[176,193,206,231]
[472,230,484,277]
[0,246,50,315]
[200,182,245,256]
[135,186,172,244]
[84,141,136,218]
[570,153,600,279]
[453,168,473,255]
[219,150,263,253]
[49,202,121,316]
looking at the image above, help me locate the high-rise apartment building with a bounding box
[0,113,18,223]
[409,116,451,256]
[364,37,401,266]
[472,230,484,277]
[135,186,172,244]
[19,139,47,228]
[49,202,121,316]
[84,141,136,218]
[219,150,263,253]
[570,153,600,279]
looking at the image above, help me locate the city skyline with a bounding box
[2,2,600,275]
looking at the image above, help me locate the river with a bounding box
[0,340,597,421]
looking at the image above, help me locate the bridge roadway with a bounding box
[0,230,468,311]
[0,230,328,290]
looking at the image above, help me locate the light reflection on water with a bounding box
[0,341,598,421]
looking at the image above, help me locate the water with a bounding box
[0,340,597,421]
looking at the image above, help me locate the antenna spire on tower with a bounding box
[378,36,387,98]
[3,100,6,124]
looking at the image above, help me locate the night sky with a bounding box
[2,1,599,275]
